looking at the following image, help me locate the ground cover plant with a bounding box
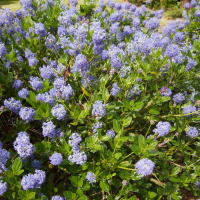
[0,0,200,199]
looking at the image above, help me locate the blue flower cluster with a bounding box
[13,132,35,160]
[153,121,171,137]
[135,158,155,176]
[68,133,87,165]
[106,129,115,139]
[92,101,106,120]
[86,172,96,184]
[49,152,63,166]
[21,170,46,191]
[186,127,199,138]
[0,141,10,173]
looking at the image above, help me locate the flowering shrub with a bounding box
[0,0,200,199]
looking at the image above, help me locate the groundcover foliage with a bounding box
[0,0,200,199]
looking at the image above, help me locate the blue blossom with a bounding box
[183,105,197,116]
[42,121,56,138]
[21,170,46,191]
[146,0,150,4]
[146,18,160,29]
[173,93,185,103]
[191,0,196,7]
[0,180,7,195]
[115,2,122,10]
[165,44,179,58]
[68,133,82,151]
[173,31,185,43]
[29,76,43,91]
[0,42,6,58]
[60,84,73,100]
[0,147,10,172]
[28,57,38,67]
[39,65,54,81]
[111,56,122,69]
[106,130,115,139]
[92,101,106,119]
[86,172,96,184]
[13,80,22,90]
[184,2,190,9]
[123,25,132,36]
[68,151,87,165]
[160,86,172,97]
[111,83,121,96]
[130,4,137,12]
[195,9,200,17]
[51,196,66,200]
[19,107,35,122]
[92,122,103,133]
[51,104,66,120]
[186,127,198,138]
[4,97,22,114]
[49,153,63,166]
[153,121,171,137]
[107,0,115,9]
[53,77,66,89]
[135,158,155,176]
[186,57,197,72]
[69,0,78,6]
[32,160,41,169]
[35,22,46,36]
[13,132,35,159]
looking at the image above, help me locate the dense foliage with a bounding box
[0,0,200,199]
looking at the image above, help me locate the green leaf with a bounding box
[138,135,147,150]
[149,191,157,198]
[28,192,35,199]
[16,169,24,176]
[64,191,76,199]
[160,96,171,102]
[12,157,22,173]
[7,72,13,82]
[113,119,121,133]
[59,53,69,63]
[102,88,110,103]
[78,195,87,200]
[123,116,132,127]
[149,109,160,115]
[114,153,122,160]
[18,190,27,199]
[100,181,109,192]
[101,135,111,141]
[132,101,144,111]
[171,167,180,175]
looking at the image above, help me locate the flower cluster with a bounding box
[49,153,63,166]
[135,158,155,176]
[153,121,171,137]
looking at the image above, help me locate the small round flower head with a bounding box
[184,2,190,9]
[122,180,128,186]
[68,151,87,165]
[13,80,22,90]
[19,107,35,122]
[135,158,155,176]
[60,84,73,100]
[160,86,172,97]
[86,172,96,184]
[54,77,66,89]
[39,65,54,80]
[186,127,198,138]
[115,2,122,10]
[111,83,121,96]
[18,88,29,98]
[183,105,197,116]
[92,122,103,133]
[0,148,10,167]
[173,93,185,104]
[146,17,160,30]
[28,57,38,67]
[0,43,6,58]
[153,121,171,137]
[29,76,43,91]
[51,196,66,200]
[0,180,7,195]
[4,97,22,114]
[123,25,132,36]
[42,121,56,138]
[146,0,150,4]
[195,9,200,17]
[130,4,136,12]
[49,153,63,166]
[165,44,179,58]
[51,104,66,120]
[35,22,46,36]
[32,160,41,169]
[186,57,197,72]
[69,133,82,150]
[92,101,106,119]
[191,0,196,7]
[106,130,115,139]
[69,0,78,6]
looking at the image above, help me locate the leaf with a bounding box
[113,119,121,133]
[78,195,87,200]
[100,181,109,192]
[149,109,160,115]
[124,116,132,127]
[7,72,13,82]
[102,88,110,103]
[82,87,89,96]
[132,101,144,111]
[138,135,146,150]
[171,167,180,175]
[12,157,22,173]
[101,135,111,141]
[16,169,24,176]
[149,191,157,198]
[160,96,171,102]
[114,153,122,160]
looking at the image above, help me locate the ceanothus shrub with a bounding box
[0,0,200,199]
